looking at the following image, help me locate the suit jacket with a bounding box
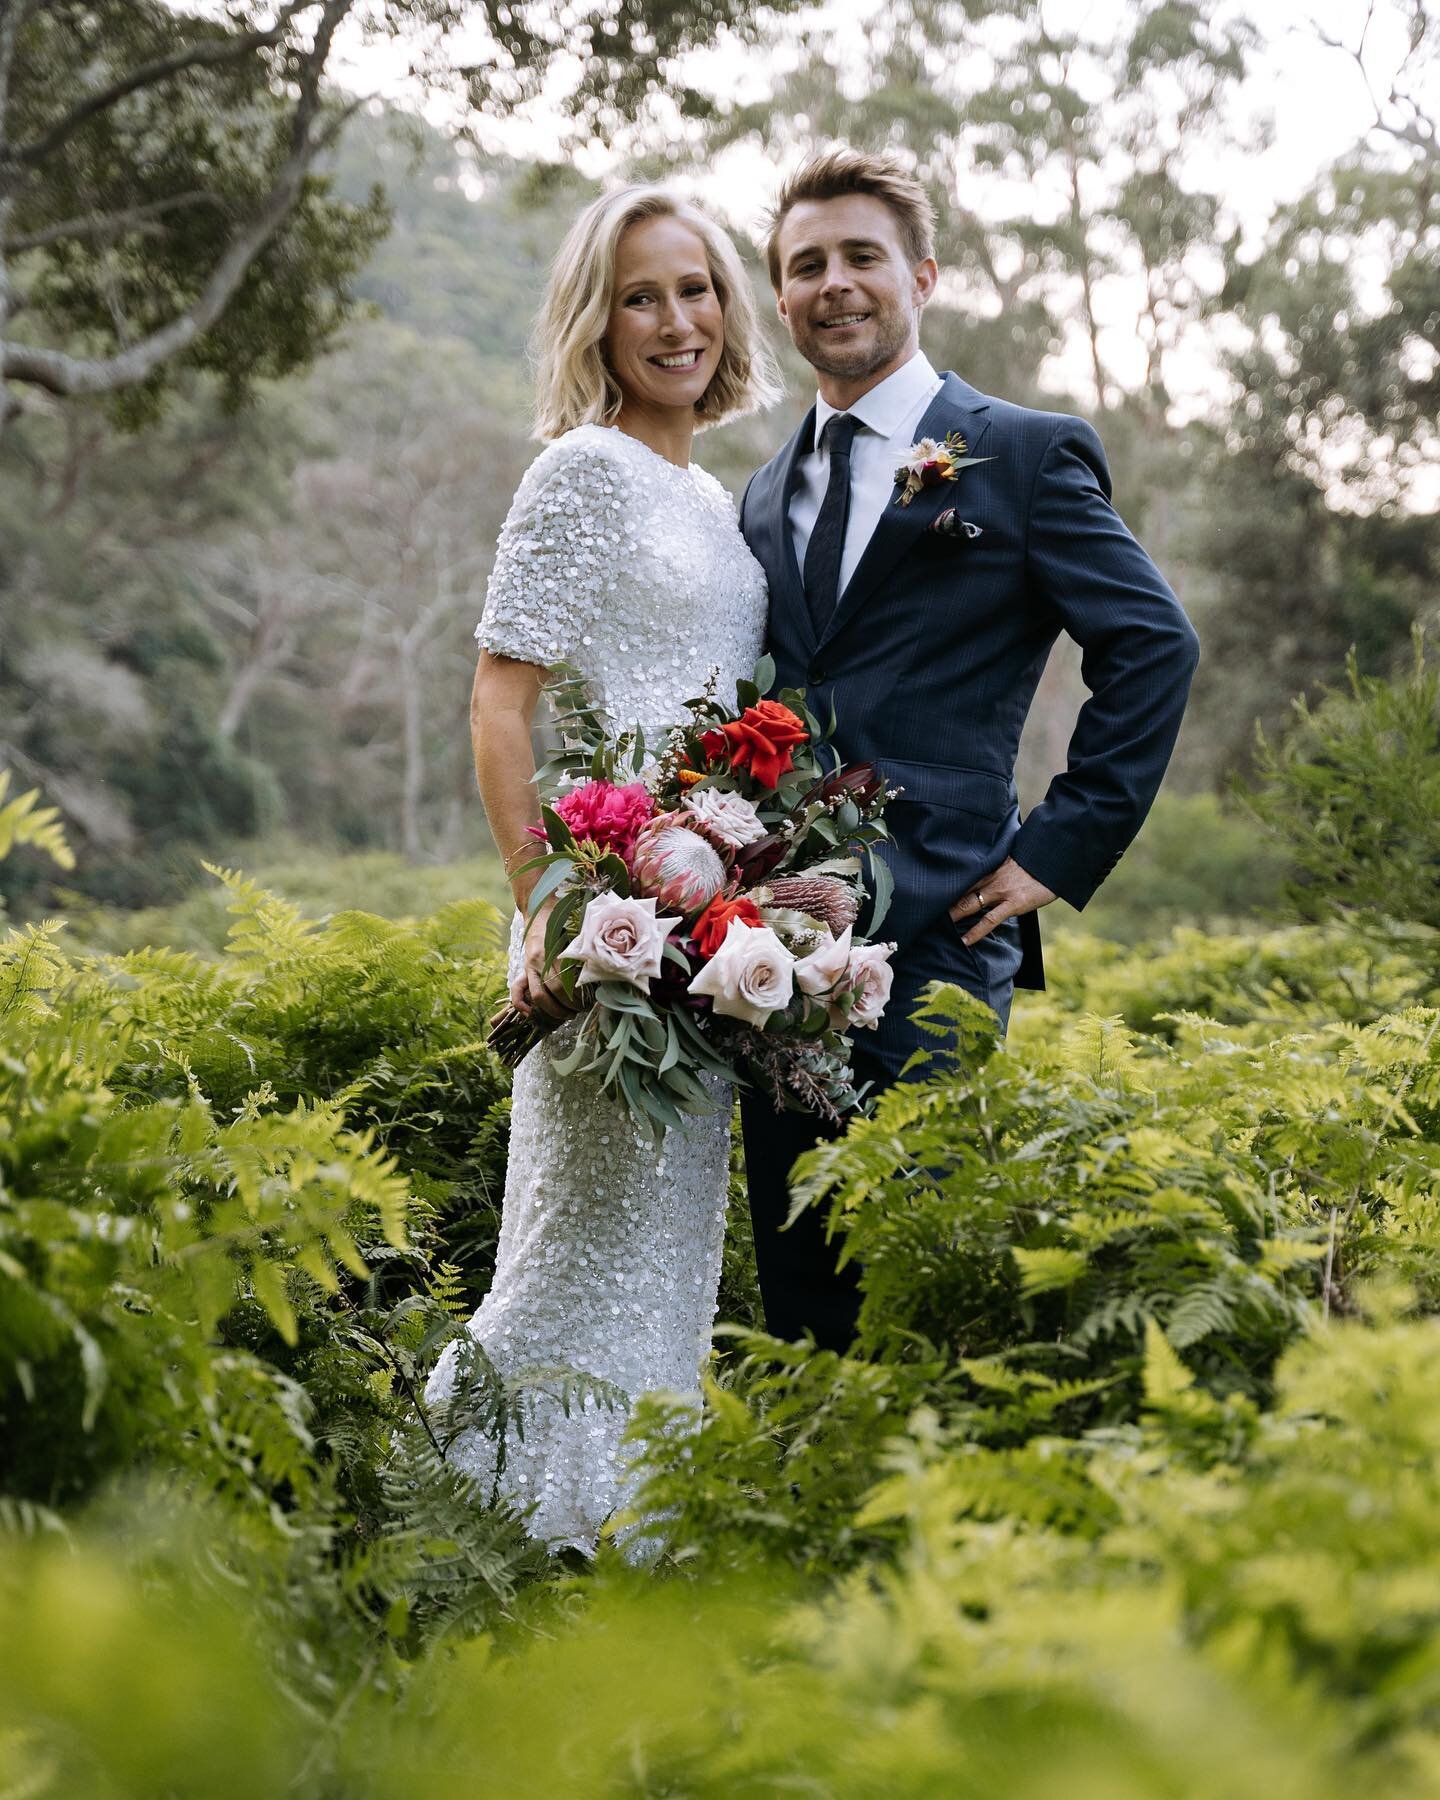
[739,371,1200,1019]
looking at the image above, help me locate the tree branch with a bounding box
[1311,8,1439,170]
[0,0,25,330]
[8,189,222,253]
[0,9,362,399]
[2,0,311,171]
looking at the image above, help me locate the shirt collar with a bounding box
[812,350,940,450]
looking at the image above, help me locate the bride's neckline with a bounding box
[595,424,696,476]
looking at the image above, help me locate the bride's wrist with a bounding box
[503,838,540,913]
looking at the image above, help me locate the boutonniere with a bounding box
[893,431,991,507]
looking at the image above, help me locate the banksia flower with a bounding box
[630,816,727,915]
[764,874,859,935]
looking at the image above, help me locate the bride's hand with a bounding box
[511,897,581,1020]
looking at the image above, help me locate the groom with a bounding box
[737,147,1200,1351]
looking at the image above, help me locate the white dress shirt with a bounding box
[788,349,945,600]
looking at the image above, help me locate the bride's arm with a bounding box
[471,649,578,1021]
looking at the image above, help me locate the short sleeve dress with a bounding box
[423,424,768,1556]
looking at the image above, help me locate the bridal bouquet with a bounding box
[486,657,899,1139]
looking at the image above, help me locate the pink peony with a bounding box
[535,780,654,861]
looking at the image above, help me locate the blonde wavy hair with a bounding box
[532,185,781,441]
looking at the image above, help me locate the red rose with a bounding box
[691,892,764,959]
[708,701,809,790]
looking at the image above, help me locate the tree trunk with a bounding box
[398,634,425,865]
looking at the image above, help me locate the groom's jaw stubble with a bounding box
[791,297,914,386]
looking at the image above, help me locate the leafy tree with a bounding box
[1185,3,1439,762]
[695,0,1253,432]
[0,0,807,432]
[1240,627,1440,969]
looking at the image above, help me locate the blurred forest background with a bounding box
[0,0,1435,936]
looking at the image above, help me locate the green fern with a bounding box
[0,771,74,870]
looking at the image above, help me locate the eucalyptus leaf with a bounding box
[540,804,576,852]
[865,848,894,936]
[595,982,659,1017]
[596,852,631,896]
[526,857,576,920]
[542,888,585,969]
[549,1029,594,1078]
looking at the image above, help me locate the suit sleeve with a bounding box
[1009,417,1200,911]
[738,469,758,538]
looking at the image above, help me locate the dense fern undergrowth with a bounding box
[4,645,1440,1798]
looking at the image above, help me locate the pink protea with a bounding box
[533,780,654,861]
[630,815,727,915]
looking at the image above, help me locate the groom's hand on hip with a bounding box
[950,858,1056,946]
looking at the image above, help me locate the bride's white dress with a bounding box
[424,423,768,1554]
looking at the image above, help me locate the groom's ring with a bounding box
[974,890,987,910]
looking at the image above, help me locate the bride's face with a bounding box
[604,217,725,417]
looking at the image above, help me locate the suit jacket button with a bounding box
[808,667,827,684]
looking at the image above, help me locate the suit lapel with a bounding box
[815,374,992,654]
[761,403,816,648]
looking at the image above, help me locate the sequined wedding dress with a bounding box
[423,424,768,1556]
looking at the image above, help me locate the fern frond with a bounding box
[0,771,75,869]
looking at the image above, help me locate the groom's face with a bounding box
[774,194,935,387]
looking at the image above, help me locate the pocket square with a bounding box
[930,509,982,540]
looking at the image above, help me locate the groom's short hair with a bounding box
[765,147,936,289]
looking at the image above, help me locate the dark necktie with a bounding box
[802,412,860,636]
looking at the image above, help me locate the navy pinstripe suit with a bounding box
[735,371,1200,1347]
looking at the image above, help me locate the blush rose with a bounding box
[685,917,795,1025]
[844,941,896,1029]
[560,892,681,989]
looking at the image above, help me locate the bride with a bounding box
[423,186,779,1556]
